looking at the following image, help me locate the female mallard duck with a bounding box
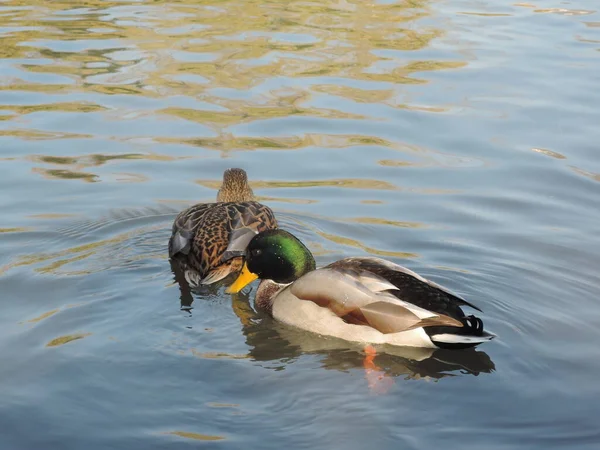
[168,168,278,287]
[226,229,495,349]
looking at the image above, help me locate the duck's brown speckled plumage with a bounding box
[168,168,278,287]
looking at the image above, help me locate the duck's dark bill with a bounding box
[226,263,258,294]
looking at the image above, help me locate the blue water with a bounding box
[1,0,599,448]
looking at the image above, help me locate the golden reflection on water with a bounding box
[46,332,91,347]
[29,152,182,182]
[0,227,32,233]
[0,102,106,115]
[533,8,595,16]
[206,403,240,409]
[197,176,460,195]
[349,216,425,228]
[165,431,225,441]
[255,195,318,205]
[529,148,600,183]
[0,130,92,140]
[317,231,417,259]
[0,0,461,142]
[0,0,490,207]
[24,309,59,324]
[156,134,402,155]
[531,147,567,160]
[33,167,98,182]
[198,177,401,191]
[570,166,600,183]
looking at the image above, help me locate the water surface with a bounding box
[1,0,600,448]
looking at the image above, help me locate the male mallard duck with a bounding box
[226,229,495,349]
[168,168,278,287]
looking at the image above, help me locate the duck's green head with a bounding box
[226,229,315,293]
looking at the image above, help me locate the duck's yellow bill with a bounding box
[226,263,258,294]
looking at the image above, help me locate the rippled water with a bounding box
[1,0,599,448]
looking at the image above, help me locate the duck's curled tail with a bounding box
[426,315,495,349]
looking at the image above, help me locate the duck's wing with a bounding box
[289,267,463,335]
[326,257,482,318]
[169,203,212,258]
[220,202,278,262]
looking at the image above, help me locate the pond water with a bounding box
[1,0,599,448]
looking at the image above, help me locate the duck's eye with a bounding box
[251,249,262,257]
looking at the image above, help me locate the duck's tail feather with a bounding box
[430,331,495,345]
[427,315,496,349]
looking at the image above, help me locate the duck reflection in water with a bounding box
[170,262,495,394]
[232,291,495,393]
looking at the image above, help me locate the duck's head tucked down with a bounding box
[227,229,315,294]
[246,229,315,282]
[217,168,254,202]
[227,229,495,350]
